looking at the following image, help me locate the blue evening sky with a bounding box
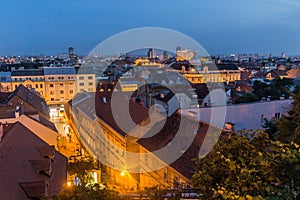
[0,0,299,56]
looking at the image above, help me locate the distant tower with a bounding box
[68,47,75,59]
[281,52,286,58]
[147,48,155,59]
[163,51,169,60]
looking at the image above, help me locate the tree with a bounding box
[68,157,97,187]
[235,93,259,104]
[262,118,277,140]
[192,131,300,199]
[57,184,121,200]
[276,91,300,144]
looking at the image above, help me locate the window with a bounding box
[50,84,54,87]
[14,78,17,81]
[88,76,93,80]
[88,82,93,86]
[35,84,38,89]
[79,76,84,80]
[40,84,43,88]
[50,91,54,95]
[60,90,64,94]
[79,83,84,86]
[70,90,73,94]
[60,83,64,87]
[50,98,54,101]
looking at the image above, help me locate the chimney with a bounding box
[15,106,20,118]
[0,123,3,142]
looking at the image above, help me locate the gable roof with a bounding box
[0,85,49,118]
[138,112,223,179]
[0,122,67,199]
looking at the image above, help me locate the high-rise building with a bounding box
[68,47,75,59]
[147,48,155,59]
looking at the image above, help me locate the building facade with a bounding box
[43,67,76,105]
[75,67,96,93]
[0,66,97,105]
[64,83,221,192]
[11,70,46,99]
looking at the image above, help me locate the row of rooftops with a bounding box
[66,84,226,180]
[0,85,67,199]
[0,66,94,77]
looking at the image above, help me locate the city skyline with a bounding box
[1,0,300,56]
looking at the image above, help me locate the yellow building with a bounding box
[183,65,241,84]
[135,58,150,66]
[118,77,144,92]
[43,67,76,105]
[11,70,46,98]
[64,83,222,192]
[0,72,12,92]
[75,67,96,93]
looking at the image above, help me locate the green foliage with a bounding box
[262,118,278,140]
[68,158,97,187]
[253,78,293,100]
[138,186,182,200]
[56,184,121,200]
[235,93,260,104]
[192,131,300,199]
[276,91,300,144]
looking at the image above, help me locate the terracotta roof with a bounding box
[271,69,288,78]
[28,114,57,132]
[287,68,300,79]
[0,122,67,199]
[0,85,49,119]
[95,91,149,136]
[138,112,223,179]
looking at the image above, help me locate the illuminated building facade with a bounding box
[43,67,76,105]
[64,83,223,192]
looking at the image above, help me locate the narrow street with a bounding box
[50,113,80,158]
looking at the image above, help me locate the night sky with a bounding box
[1,0,300,56]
